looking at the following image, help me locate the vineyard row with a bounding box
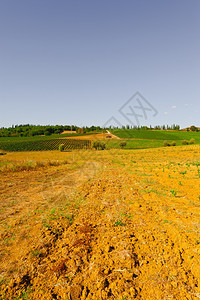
[0,139,92,152]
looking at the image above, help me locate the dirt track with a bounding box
[0,147,200,299]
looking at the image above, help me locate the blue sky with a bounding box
[0,0,199,128]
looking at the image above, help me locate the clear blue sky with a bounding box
[0,0,199,128]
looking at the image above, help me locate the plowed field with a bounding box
[0,146,200,299]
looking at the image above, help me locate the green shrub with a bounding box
[92,141,100,150]
[99,142,106,150]
[92,141,106,150]
[44,130,51,136]
[189,138,195,145]
[182,140,189,145]
[164,141,176,147]
[119,142,127,149]
[59,144,65,152]
[164,141,170,147]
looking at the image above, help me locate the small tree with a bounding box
[92,141,100,150]
[44,130,51,136]
[120,142,127,149]
[99,142,106,150]
[78,128,84,134]
[164,141,170,147]
[189,138,195,144]
[92,141,106,150]
[190,125,197,132]
[59,144,65,152]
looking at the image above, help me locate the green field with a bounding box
[111,129,200,141]
[0,129,199,152]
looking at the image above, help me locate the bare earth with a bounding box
[0,146,200,299]
[61,132,120,140]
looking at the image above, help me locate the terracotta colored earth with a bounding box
[0,146,200,299]
[61,132,120,140]
[61,131,77,134]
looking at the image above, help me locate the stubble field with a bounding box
[0,145,200,299]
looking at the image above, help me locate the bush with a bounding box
[182,140,189,145]
[164,141,176,147]
[59,144,65,152]
[44,130,51,136]
[99,142,106,150]
[164,141,170,147]
[92,141,99,150]
[190,125,197,132]
[92,141,106,150]
[189,138,195,144]
[119,142,127,149]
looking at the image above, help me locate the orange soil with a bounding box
[0,146,200,299]
[61,133,119,140]
[61,131,77,134]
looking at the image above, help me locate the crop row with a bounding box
[0,139,91,152]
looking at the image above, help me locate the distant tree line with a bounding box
[0,124,102,137]
[108,124,199,131]
[108,124,181,130]
[1,123,199,138]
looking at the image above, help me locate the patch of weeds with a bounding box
[4,237,15,245]
[138,173,152,176]
[114,220,125,226]
[43,223,51,229]
[163,219,170,224]
[50,208,56,214]
[0,277,9,286]
[65,214,74,225]
[180,171,187,175]
[142,188,166,196]
[120,212,133,219]
[74,196,85,209]
[63,204,71,209]
[179,181,182,185]
[14,287,32,300]
[34,209,43,214]
[170,189,177,196]
[49,208,57,220]
[30,249,40,257]
[52,228,62,236]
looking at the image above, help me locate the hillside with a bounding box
[111,129,200,141]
